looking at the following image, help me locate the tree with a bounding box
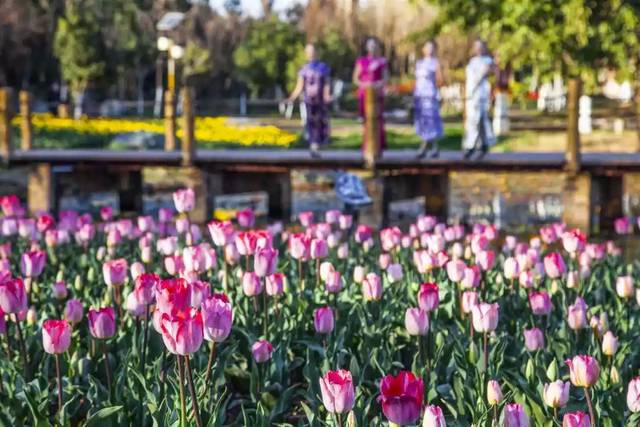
[54,1,106,118]
[233,18,303,96]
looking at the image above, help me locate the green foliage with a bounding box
[53,2,106,93]
[183,41,213,84]
[233,18,304,96]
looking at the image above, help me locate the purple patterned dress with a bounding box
[413,57,443,142]
[299,61,330,145]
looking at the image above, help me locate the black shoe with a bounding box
[416,141,429,159]
[429,146,440,158]
[476,144,488,160]
[463,149,474,159]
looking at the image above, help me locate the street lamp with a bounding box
[156,36,184,97]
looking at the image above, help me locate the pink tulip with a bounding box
[324,209,341,224]
[251,339,273,363]
[0,195,21,217]
[417,283,439,312]
[0,278,27,314]
[42,319,72,354]
[289,233,310,260]
[52,281,68,300]
[543,380,570,408]
[476,250,496,271]
[378,371,423,425]
[319,369,356,414]
[137,215,155,232]
[354,225,372,243]
[126,292,146,317]
[298,211,314,227]
[462,291,479,314]
[562,411,591,427]
[236,208,255,228]
[314,306,334,334]
[106,229,122,247]
[36,213,55,233]
[544,252,566,279]
[562,229,586,254]
[155,278,191,314]
[134,273,159,306]
[189,280,210,306]
[566,355,600,388]
[567,298,587,330]
[201,293,233,343]
[266,273,285,296]
[87,307,116,339]
[405,308,429,336]
[173,188,195,213]
[503,257,519,280]
[528,291,552,316]
[242,272,263,297]
[523,327,544,351]
[387,263,403,283]
[158,207,173,223]
[183,246,206,274]
[208,220,235,246]
[487,380,503,405]
[472,302,499,332]
[164,255,184,276]
[157,236,178,256]
[380,227,402,252]
[254,246,278,277]
[337,243,348,259]
[338,214,352,230]
[362,273,382,301]
[519,271,534,289]
[422,404,446,427]
[310,238,329,259]
[326,271,344,293]
[503,403,529,427]
[102,258,128,287]
[471,234,489,254]
[16,219,33,238]
[100,206,114,222]
[446,259,466,282]
[462,265,480,289]
[20,250,46,278]
[627,377,640,412]
[353,266,366,284]
[64,299,83,324]
[160,308,204,355]
[614,217,632,234]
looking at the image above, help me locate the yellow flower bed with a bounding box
[13,113,297,147]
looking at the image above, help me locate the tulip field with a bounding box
[1,190,640,426]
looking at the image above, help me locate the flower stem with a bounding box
[102,341,112,395]
[140,304,150,373]
[55,353,63,417]
[184,355,203,427]
[14,319,29,379]
[483,331,489,373]
[584,387,596,426]
[177,355,187,427]
[263,291,269,339]
[203,341,216,395]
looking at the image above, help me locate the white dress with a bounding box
[463,55,496,150]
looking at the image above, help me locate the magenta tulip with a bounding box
[0,277,27,313]
[378,371,423,425]
[20,250,46,278]
[562,411,590,427]
[42,319,71,354]
[417,283,439,312]
[254,246,278,277]
[201,293,233,343]
[64,299,83,324]
[523,327,544,351]
[503,403,529,427]
[314,306,334,334]
[160,308,204,355]
[87,307,116,339]
[251,339,273,363]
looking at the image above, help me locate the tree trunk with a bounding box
[136,67,145,117]
[566,78,581,174]
[73,89,84,120]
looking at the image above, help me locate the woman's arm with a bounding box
[286,75,304,103]
[323,78,332,103]
[352,63,361,88]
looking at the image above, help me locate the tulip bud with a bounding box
[547,359,558,381]
[525,359,535,381]
[74,274,83,292]
[602,331,618,356]
[610,366,620,384]
[467,341,478,364]
[346,411,356,427]
[26,306,37,326]
[487,380,503,405]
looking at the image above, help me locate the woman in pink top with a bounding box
[353,38,388,150]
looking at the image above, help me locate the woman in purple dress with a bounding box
[287,43,332,157]
[353,38,388,151]
[414,41,444,158]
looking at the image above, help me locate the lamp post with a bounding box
[157,36,184,98]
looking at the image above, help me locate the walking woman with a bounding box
[463,39,496,159]
[353,37,388,154]
[287,43,332,157]
[414,40,444,158]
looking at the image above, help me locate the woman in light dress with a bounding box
[413,40,444,158]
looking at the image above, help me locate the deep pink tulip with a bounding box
[87,307,116,339]
[251,339,273,363]
[472,302,499,332]
[201,293,233,343]
[417,283,439,312]
[173,188,195,213]
[102,258,128,287]
[354,225,373,243]
[476,250,496,271]
[100,206,114,222]
[254,246,278,277]
[20,250,46,278]
[566,355,600,388]
[562,411,591,427]
[158,207,173,223]
[0,277,27,314]
[298,211,314,227]
[36,213,55,233]
[319,369,355,414]
[544,252,566,279]
[528,291,552,316]
[310,238,329,259]
[155,278,191,314]
[236,208,255,228]
[314,306,334,334]
[134,273,160,306]
[0,195,21,217]
[42,319,71,354]
[614,217,632,235]
[64,299,83,324]
[160,308,204,355]
[378,371,423,425]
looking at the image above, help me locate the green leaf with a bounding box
[85,405,124,426]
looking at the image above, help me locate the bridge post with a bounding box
[566,79,581,174]
[181,87,195,166]
[0,88,13,163]
[363,86,380,169]
[562,173,592,232]
[164,90,176,151]
[19,90,32,150]
[28,164,53,215]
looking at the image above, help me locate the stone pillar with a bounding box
[492,91,510,135]
[562,173,591,232]
[0,87,13,162]
[181,87,195,166]
[28,164,53,215]
[566,79,581,175]
[363,86,380,169]
[358,170,386,228]
[164,90,176,151]
[578,95,592,134]
[57,103,70,118]
[19,90,32,150]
